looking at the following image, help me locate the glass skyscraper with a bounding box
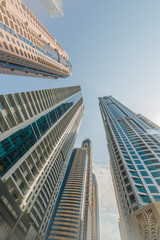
[99,96,160,240]
[0,86,84,239]
[0,0,71,79]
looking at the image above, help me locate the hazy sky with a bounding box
[1,0,160,239]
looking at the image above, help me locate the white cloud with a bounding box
[93,163,121,240]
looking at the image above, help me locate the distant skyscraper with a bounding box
[46,139,99,240]
[81,139,93,240]
[0,0,71,79]
[46,148,88,239]
[0,86,84,239]
[40,0,64,18]
[99,96,160,240]
[92,173,100,240]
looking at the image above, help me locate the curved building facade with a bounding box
[0,0,71,79]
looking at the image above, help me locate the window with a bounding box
[156,179,160,186]
[131,172,138,177]
[140,171,149,176]
[134,178,142,184]
[137,165,145,170]
[134,160,141,164]
[148,186,159,193]
[151,171,160,178]
[147,165,156,171]
[144,178,153,184]
[137,186,147,193]
[141,195,151,203]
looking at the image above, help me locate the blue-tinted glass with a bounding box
[137,165,145,170]
[141,156,148,160]
[128,166,135,170]
[131,172,138,177]
[141,196,151,203]
[134,179,142,184]
[134,160,141,164]
[137,186,147,193]
[147,165,157,171]
[156,179,160,186]
[140,171,149,176]
[144,160,152,165]
[132,156,138,159]
[148,186,159,193]
[31,122,41,139]
[151,172,160,178]
[108,104,126,118]
[0,92,82,176]
[144,178,153,184]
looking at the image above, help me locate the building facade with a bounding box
[81,138,93,240]
[40,0,64,18]
[92,173,100,240]
[99,96,160,240]
[0,86,84,239]
[0,0,71,79]
[46,147,88,239]
[0,179,39,240]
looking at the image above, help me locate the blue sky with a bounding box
[1,0,160,239]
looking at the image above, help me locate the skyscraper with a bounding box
[46,139,99,240]
[40,0,64,18]
[0,0,71,79]
[0,86,84,239]
[92,173,100,240]
[99,96,160,240]
[46,148,88,239]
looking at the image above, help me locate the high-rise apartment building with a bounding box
[0,0,71,79]
[81,138,93,240]
[40,0,64,18]
[99,96,160,240]
[92,173,100,240]
[0,86,84,239]
[46,147,88,239]
[46,138,99,240]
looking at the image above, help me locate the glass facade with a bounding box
[99,96,160,208]
[0,92,82,176]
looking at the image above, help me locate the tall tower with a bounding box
[46,147,88,239]
[0,0,71,79]
[0,86,84,239]
[92,173,100,240]
[40,0,64,18]
[99,96,160,240]
[81,138,92,240]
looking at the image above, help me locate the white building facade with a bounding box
[0,86,84,239]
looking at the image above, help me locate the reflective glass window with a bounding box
[148,186,159,193]
[140,171,149,176]
[144,178,153,184]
